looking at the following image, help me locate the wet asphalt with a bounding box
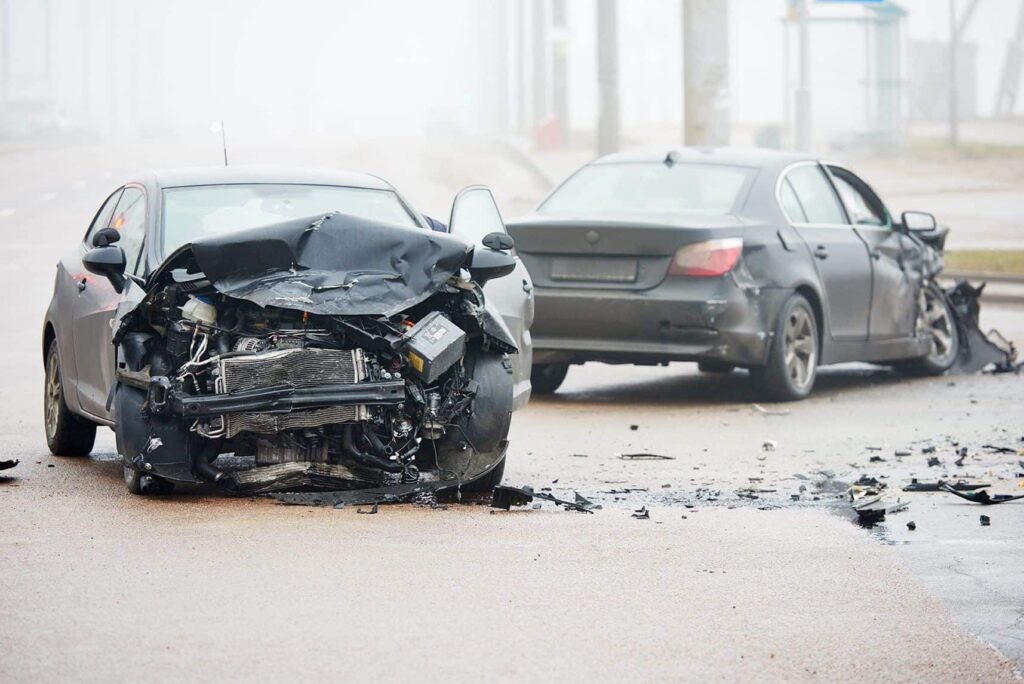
[1,140,1022,681]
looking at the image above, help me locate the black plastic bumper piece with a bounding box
[171,380,406,417]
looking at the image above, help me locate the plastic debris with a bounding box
[617,453,674,460]
[762,440,778,452]
[0,459,18,471]
[941,484,1024,505]
[907,521,916,531]
[631,506,650,520]
[903,479,989,492]
[980,515,991,526]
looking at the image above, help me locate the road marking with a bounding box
[0,208,14,218]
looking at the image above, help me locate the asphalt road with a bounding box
[1,140,1022,682]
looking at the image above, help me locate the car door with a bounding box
[72,186,147,419]
[780,163,872,341]
[825,165,919,341]
[448,186,535,410]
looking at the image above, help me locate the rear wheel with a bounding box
[894,283,958,377]
[531,363,569,395]
[44,339,96,456]
[750,293,818,401]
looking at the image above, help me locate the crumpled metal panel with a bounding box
[186,212,473,316]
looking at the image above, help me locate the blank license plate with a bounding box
[550,257,638,283]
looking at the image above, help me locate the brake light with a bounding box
[667,238,743,277]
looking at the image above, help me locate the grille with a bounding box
[219,348,365,394]
[225,405,369,438]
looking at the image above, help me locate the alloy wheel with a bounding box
[783,306,817,391]
[45,350,62,441]
[920,288,956,364]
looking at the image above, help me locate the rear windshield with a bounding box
[539,162,754,216]
[162,183,419,254]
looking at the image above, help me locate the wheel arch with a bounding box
[792,284,825,356]
[43,320,56,362]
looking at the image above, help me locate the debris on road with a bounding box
[617,453,675,460]
[848,478,909,523]
[903,479,989,492]
[922,445,937,454]
[907,521,917,531]
[762,440,778,452]
[752,404,790,416]
[490,485,595,513]
[870,455,886,463]
[980,515,991,526]
[946,281,1020,373]
[954,447,967,467]
[981,444,1015,455]
[357,504,379,515]
[927,456,942,468]
[894,450,911,457]
[941,484,1024,505]
[0,459,18,471]
[632,506,650,519]
[629,424,639,431]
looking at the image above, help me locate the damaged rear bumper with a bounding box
[530,278,786,367]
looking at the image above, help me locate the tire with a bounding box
[697,360,735,374]
[460,454,505,493]
[750,293,819,401]
[44,339,96,456]
[530,363,569,395]
[893,282,959,377]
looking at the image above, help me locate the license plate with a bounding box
[550,257,638,283]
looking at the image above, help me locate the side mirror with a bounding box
[83,245,127,293]
[482,231,514,252]
[469,246,516,286]
[901,211,937,232]
[92,227,121,248]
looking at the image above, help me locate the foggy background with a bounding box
[1,0,1023,235]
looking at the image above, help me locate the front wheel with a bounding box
[44,339,96,456]
[750,293,819,401]
[530,363,569,395]
[893,283,959,377]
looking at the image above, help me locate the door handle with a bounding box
[813,246,829,260]
[77,278,87,292]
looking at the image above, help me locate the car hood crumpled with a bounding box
[162,212,473,317]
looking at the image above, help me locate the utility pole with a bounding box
[596,0,620,155]
[948,0,959,146]
[516,0,528,133]
[531,0,548,128]
[794,0,811,151]
[682,0,730,146]
[551,0,569,144]
[0,0,9,104]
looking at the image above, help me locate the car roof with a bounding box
[129,165,396,191]
[590,147,820,174]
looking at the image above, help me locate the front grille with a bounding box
[224,405,369,438]
[219,348,365,394]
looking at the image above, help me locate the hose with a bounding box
[343,425,403,473]
[192,439,226,483]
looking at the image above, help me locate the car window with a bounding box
[784,165,846,225]
[83,189,123,244]
[828,168,888,227]
[161,184,420,254]
[539,162,755,217]
[112,187,147,274]
[778,178,807,223]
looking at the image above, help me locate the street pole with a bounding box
[794,0,812,151]
[596,0,620,155]
[0,0,9,104]
[551,0,569,145]
[531,0,548,128]
[682,0,730,146]
[949,0,959,146]
[516,0,528,133]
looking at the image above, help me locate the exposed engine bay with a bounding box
[111,213,518,494]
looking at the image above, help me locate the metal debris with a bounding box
[903,479,989,492]
[617,453,674,460]
[946,281,1020,373]
[631,506,650,519]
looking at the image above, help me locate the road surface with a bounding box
[1,139,1022,682]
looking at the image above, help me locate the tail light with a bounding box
[667,238,743,277]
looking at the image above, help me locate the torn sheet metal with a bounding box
[490,485,596,513]
[159,212,473,317]
[946,281,1020,373]
[269,481,458,507]
[903,479,989,492]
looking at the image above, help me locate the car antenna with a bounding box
[210,120,228,166]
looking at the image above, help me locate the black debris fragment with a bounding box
[954,447,967,467]
[629,424,639,431]
[922,446,937,454]
[981,444,1015,455]
[980,515,991,526]
[869,456,886,463]
[489,485,595,513]
[927,456,942,468]
[632,506,650,520]
[907,521,916,531]
[0,459,18,471]
[903,479,989,492]
[894,450,911,457]
[617,453,674,460]
[946,281,1020,373]
[941,484,1024,505]
[357,504,379,515]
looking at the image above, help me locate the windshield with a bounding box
[162,183,419,253]
[539,162,754,217]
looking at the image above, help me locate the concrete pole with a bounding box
[949,0,959,146]
[596,0,620,155]
[682,0,731,146]
[794,0,812,151]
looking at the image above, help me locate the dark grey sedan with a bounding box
[507,148,957,400]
